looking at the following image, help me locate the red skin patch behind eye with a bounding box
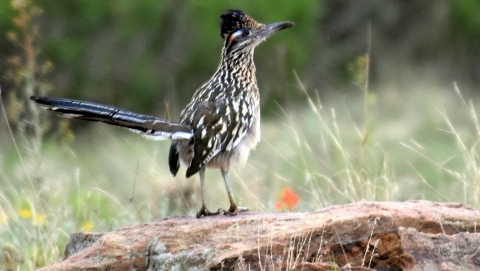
[228,33,235,44]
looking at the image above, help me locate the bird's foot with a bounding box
[223,205,249,216]
[196,206,223,218]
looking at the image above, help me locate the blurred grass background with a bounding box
[1,0,480,269]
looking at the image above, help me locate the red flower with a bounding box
[276,188,299,211]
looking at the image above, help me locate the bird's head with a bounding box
[220,10,294,55]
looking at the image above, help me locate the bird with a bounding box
[30,10,294,218]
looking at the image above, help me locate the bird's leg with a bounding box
[196,167,222,218]
[221,167,249,216]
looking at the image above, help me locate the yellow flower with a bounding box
[19,209,32,219]
[82,222,93,232]
[33,214,46,225]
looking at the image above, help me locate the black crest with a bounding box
[220,10,261,39]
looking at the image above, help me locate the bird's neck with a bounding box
[216,49,257,85]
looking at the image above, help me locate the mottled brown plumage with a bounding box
[31,10,294,218]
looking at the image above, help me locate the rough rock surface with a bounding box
[37,201,480,270]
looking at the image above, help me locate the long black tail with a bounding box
[30,96,192,140]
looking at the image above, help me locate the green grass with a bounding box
[1,82,480,269]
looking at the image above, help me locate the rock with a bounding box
[63,232,104,259]
[37,201,480,271]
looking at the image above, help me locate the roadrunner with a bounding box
[31,10,294,218]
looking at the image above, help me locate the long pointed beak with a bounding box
[256,21,295,39]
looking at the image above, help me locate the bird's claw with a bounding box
[196,206,223,218]
[223,205,249,216]
[196,205,249,218]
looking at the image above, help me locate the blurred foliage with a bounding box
[24,0,321,116]
[0,0,15,86]
[5,0,53,126]
[1,0,480,117]
[451,0,480,45]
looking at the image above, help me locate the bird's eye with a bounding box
[242,30,251,36]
